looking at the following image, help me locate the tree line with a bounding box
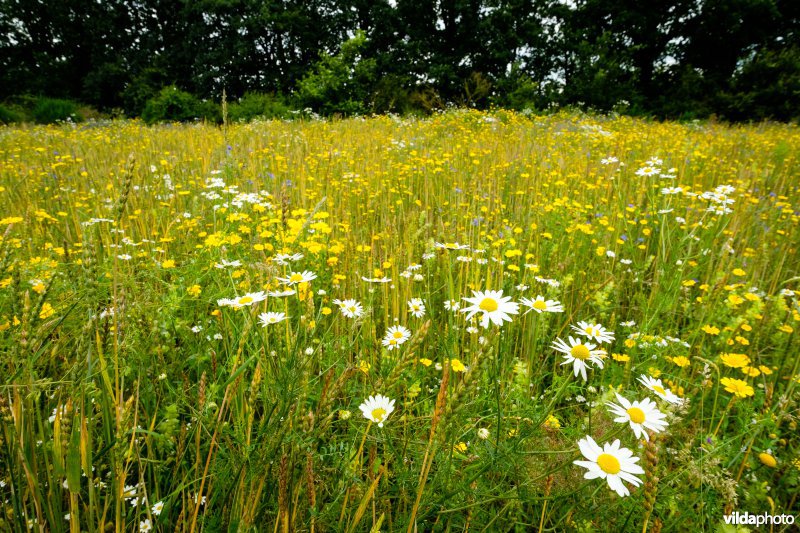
[1,0,798,122]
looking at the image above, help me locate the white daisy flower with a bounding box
[277,270,317,285]
[606,393,669,441]
[635,166,661,177]
[552,336,605,381]
[258,312,288,326]
[573,436,645,497]
[638,375,684,405]
[444,299,461,311]
[272,253,304,265]
[333,298,364,319]
[268,289,296,297]
[571,321,615,344]
[151,501,164,516]
[460,289,519,328]
[382,325,411,350]
[217,291,267,309]
[362,276,392,283]
[407,298,426,318]
[434,241,471,250]
[520,295,564,314]
[359,394,396,427]
[214,259,242,269]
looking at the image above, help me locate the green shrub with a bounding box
[0,104,23,124]
[227,92,291,121]
[32,98,83,123]
[295,30,377,116]
[141,86,220,124]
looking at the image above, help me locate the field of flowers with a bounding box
[0,110,798,532]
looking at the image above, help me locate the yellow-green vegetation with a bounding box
[1,110,799,532]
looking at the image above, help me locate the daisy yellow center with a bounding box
[653,385,666,394]
[570,344,591,360]
[479,298,499,312]
[597,453,621,475]
[533,300,547,310]
[239,296,253,304]
[289,273,303,282]
[269,317,277,323]
[348,306,356,312]
[627,407,646,424]
[371,408,386,422]
[393,331,404,339]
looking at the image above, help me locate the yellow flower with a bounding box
[720,377,754,398]
[758,452,777,468]
[321,307,332,315]
[453,441,468,453]
[720,352,750,368]
[39,303,55,320]
[611,353,630,362]
[543,414,561,429]
[418,358,432,367]
[778,324,793,333]
[741,366,760,377]
[161,259,176,269]
[702,324,720,335]
[450,358,466,372]
[358,360,371,374]
[732,268,746,276]
[671,356,691,368]
[187,284,202,297]
[727,294,744,306]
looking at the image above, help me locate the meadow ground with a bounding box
[0,110,798,532]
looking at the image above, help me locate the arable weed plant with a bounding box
[0,110,798,531]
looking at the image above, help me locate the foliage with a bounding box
[227,93,291,122]
[0,104,23,125]
[32,98,83,124]
[295,30,378,115]
[141,86,220,124]
[0,1,798,121]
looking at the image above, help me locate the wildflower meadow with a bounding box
[0,110,798,531]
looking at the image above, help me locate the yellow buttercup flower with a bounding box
[758,452,777,468]
[450,358,466,372]
[720,377,754,398]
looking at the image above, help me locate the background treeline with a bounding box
[1,0,798,123]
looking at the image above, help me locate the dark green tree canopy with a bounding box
[1,0,797,121]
